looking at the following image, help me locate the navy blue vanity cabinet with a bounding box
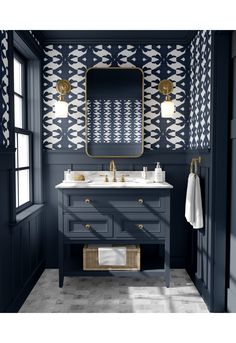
[57,188,171,288]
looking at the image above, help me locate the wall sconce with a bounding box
[54,80,71,118]
[158,79,175,118]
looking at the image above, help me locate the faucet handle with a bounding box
[120,174,129,182]
[100,174,109,182]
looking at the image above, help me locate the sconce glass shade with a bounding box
[161,99,175,118]
[54,100,69,118]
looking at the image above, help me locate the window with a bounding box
[14,52,32,211]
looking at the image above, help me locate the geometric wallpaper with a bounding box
[0,30,9,148]
[189,30,212,150]
[43,44,189,150]
[87,99,142,144]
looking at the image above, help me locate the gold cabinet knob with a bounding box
[137,224,144,230]
[138,198,144,204]
[85,198,91,204]
[85,224,91,230]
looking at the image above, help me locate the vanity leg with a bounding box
[165,238,170,287]
[59,272,64,288]
[165,269,170,288]
[58,190,64,288]
[164,194,171,288]
[58,243,64,287]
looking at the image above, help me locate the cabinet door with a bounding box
[64,213,113,239]
[114,213,167,239]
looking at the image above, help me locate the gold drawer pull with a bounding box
[137,224,144,230]
[85,198,91,204]
[138,198,144,204]
[85,224,91,230]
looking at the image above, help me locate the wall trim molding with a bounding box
[33,30,197,46]
[43,149,211,166]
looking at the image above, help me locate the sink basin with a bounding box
[90,181,135,187]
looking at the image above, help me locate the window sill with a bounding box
[15,204,45,225]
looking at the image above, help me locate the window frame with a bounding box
[14,50,33,213]
[14,50,27,129]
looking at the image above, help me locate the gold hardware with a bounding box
[56,80,71,101]
[136,224,144,230]
[138,198,144,204]
[85,224,91,230]
[158,79,173,96]
[85,67,144,158]
[190,156,201,174]
[85,198,91,204]
[109,160,117,182]
[100,174,109,182]
[120,174,130,182]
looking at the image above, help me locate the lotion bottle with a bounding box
[154,162,163,183]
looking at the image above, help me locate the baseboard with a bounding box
[6,261,45,313]
[194,275,211,311]
[227,288,236,313]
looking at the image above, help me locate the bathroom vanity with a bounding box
[56,171,173,287]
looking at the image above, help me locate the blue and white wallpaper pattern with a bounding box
[0,30,9,148]
[43,44,189,150]
[189,30,212,149]
[87,99,142,144]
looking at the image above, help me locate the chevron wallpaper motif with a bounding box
[0,30,9,148]
[43,44,189,150]
[189,30,212,149]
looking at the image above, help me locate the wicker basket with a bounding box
[83,245,140,271]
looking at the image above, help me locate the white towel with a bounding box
[185,173,196,223]
[98,247,127,265]
[185,173,203,229]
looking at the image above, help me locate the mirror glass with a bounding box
[86,68,144,158]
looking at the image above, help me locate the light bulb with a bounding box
[161,99,175,118]
[54,100,69,118]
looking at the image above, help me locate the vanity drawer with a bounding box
[63,213,113,239]
[63,190,166,211]
[114,213,167,239]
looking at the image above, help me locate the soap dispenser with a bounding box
[154,162,163,183]
[64,169,72,181]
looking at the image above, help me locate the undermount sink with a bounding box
[90,179,154,185]
[89,180,137,186]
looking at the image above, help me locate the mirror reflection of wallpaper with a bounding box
[43,31,212,151]
[0,30,9,148]
[87,99,142,144]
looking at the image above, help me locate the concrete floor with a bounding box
[19,269,208,313]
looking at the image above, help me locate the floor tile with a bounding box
[19,269,209,313]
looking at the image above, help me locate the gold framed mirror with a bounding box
[85,67,144,158]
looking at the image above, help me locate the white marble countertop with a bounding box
[55,171,173,189]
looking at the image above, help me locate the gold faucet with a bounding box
[109,160,117,182]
